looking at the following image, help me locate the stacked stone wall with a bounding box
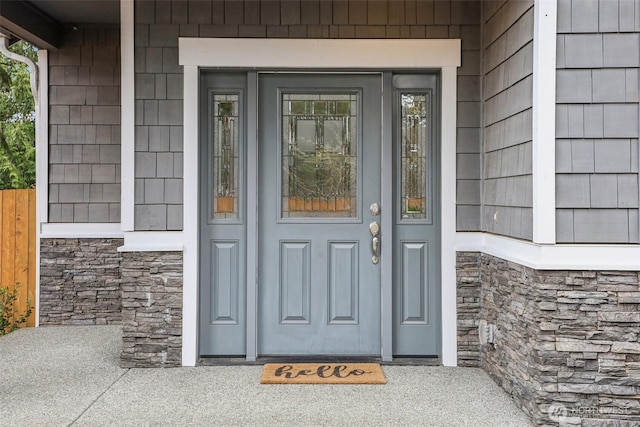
[457,252,640,426]
[39,238,123,325]
[479,254,553,424]
[456,251,482,367]
[120,251,183,368]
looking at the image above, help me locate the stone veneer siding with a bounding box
[39,238,123,325]
[120,251,183,368]
[457,251,640,426]
[456,252,481,367]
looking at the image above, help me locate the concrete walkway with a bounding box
[0,326,532,427]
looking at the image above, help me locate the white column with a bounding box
[441,66,458,367]
[120,0,135,231]
[532,0,558,244]
[182,65,199,366]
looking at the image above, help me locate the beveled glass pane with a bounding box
[212,94,239,219]
[337,101,351,115]
[296,119,317,153]
[401,93,428,219]
[313,101,327,115]
[282,93,358,218]
[323,120,344,153]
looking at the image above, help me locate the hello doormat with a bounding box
[260,363,386,384]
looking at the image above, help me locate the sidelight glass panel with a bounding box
[281,93,358,218]
[212,94,239,219]
[400,93,428,219]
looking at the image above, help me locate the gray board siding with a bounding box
[556,0,640,243]
[48,26,122,223]
[134,0,482,231]
[481,0,534,240]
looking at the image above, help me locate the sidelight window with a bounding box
[211,94,240,219]
[399,93,429,220]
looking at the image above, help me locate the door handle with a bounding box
[372,237,379,265]
[370,221,380,265]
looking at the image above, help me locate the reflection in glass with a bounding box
[282,94,358,218]
[212,94,239,219]
[401,93,428,219]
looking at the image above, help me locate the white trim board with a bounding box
[120,0,135,231]
[457,232,640,271]
[179,38,461,69]
[440,66,458,368]
[532,0,557,244]
[181,65,200,367]
[117,231,184,252]
[179,38,461,367]
[40,223,124,238]
[39,225,185,252]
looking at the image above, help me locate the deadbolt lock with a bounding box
[369,203,380,216]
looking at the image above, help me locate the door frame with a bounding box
[180,38,461,365]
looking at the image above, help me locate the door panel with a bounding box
[328,242,359,324]
[393,74,441,356]
[199,73,247,356]
[209,240,240,323]
[401,241,429,323]
[258,74,381,356]
[279,241,311,323]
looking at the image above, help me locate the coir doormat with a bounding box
[260,363,386,384]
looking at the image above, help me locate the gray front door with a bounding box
[258,74,382,356]
[199,71,441,359]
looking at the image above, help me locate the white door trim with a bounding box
[440,66,458,367]
[182,65,199,366]
[179,38,461,69]
[180,38,461,367]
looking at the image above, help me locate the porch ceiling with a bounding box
[0,0,119,49]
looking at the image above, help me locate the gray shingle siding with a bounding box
[556,0,640,243]
[48,26,121,223]
[134,0,483,231]
[481,0,534,240]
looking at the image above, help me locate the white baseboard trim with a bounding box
[457,232,640,271]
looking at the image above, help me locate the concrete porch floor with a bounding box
[0,326,532,426]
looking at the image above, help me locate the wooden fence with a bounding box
[0,189,36,328]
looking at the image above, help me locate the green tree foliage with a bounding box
[0,41,37,189]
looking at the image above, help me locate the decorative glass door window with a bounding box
[400,93,428,219]
[281,93,358,218]
[212,94,239,219]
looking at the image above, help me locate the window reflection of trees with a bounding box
[282,95,358,218]
[401,93,428,219]
[212,96,239,218]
